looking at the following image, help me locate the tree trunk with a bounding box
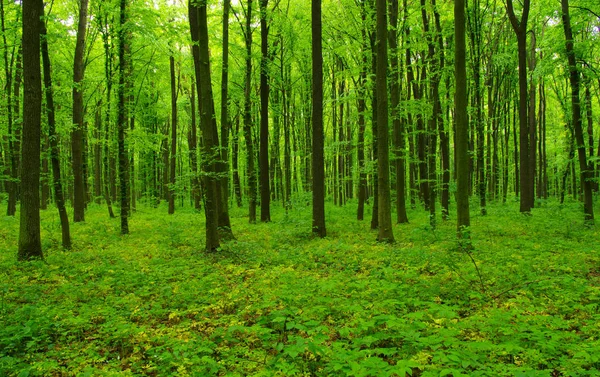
[243,0,257,223]
[312,0,326,237]
[389,0,408,224]
[561,0,594,223]
[72,0,89,223]
[455,0,470,236]
[39,1,71,249]
[189,0,220,251]
[117,0,129,234]
[259,0,271,222]
[1,0,16,216]
[168,55,177,214]
[375,0,394,242]
[506,0,533,213]
[101,18,115,218]
[188,84,201,210]
[18,0,43,260]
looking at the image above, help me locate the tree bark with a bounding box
[190,0,220,251]
[389,0,408,224]
[39,0,71,249]
[18,0,43,260]
[117,0,130,234]
[168,55,177,215]
[455,0,470,236]
[72,0,89,223]
[375,0,394,242]
[312,0,326,237]
[243,0,257,223]
[259,0,271,222]
[561,0,594,223]
[506,0,533,213]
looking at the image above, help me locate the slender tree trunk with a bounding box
[1,0,16,216]
[232,113,243,207]
[101,18,115,218]
[312,0,326,237]
[39,2,71,249]
[72,0,89,223]
[168,55,177,214]
[117,0,129,234]
[94,102,102,203]
[389,0,407,224]
[561,0,594,223]
[190,0,221,251]
[188,85,201,210]
[243,0,257,223]
[375,0,394,242]
[259,0,271,222]
[506,0,532,213]
[455,0,470,236]
[18,0,43,260]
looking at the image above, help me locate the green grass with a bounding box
[1,197,600,376]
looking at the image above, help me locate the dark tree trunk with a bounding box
[356,22,367,221]
[1,0,16,216]
[506,0,533,213]
[375,0,394,242]
[389,0,408,224]
[467,0,485,215]
[312,0,326,237]
[243,0,257,223]
[561,0,594,223]
[259,0,270,222]
[39,1,71,249]
[232,112,243,207]
[455,0,470,235]
[117,0,129,234]
[188,84,201,210]
[190,0,221,251]
[72,0,89,223]
[101,17,115,218]
[18,0,43,260]
[94,102,102,204]
[168,55,177,215]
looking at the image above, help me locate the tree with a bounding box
[259,0,270,222]
[560,0,594,223]
[312,0,325,237]
[375,0,394,242]
[117,0,130,235]
[189,0,220,251]
[39,0,71,249]
[242,0,257,223]
[168,54,177,215]
[388,0,408,224]
[72,0,89,223]
[18,0,43,260]
[506,0,533,213]
[455,0,470,236]
[1,0,16,217]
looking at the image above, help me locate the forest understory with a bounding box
[1,198,600,376]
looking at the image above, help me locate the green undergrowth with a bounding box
[1,198,599,376]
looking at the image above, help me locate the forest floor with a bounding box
[1,197,600,376]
